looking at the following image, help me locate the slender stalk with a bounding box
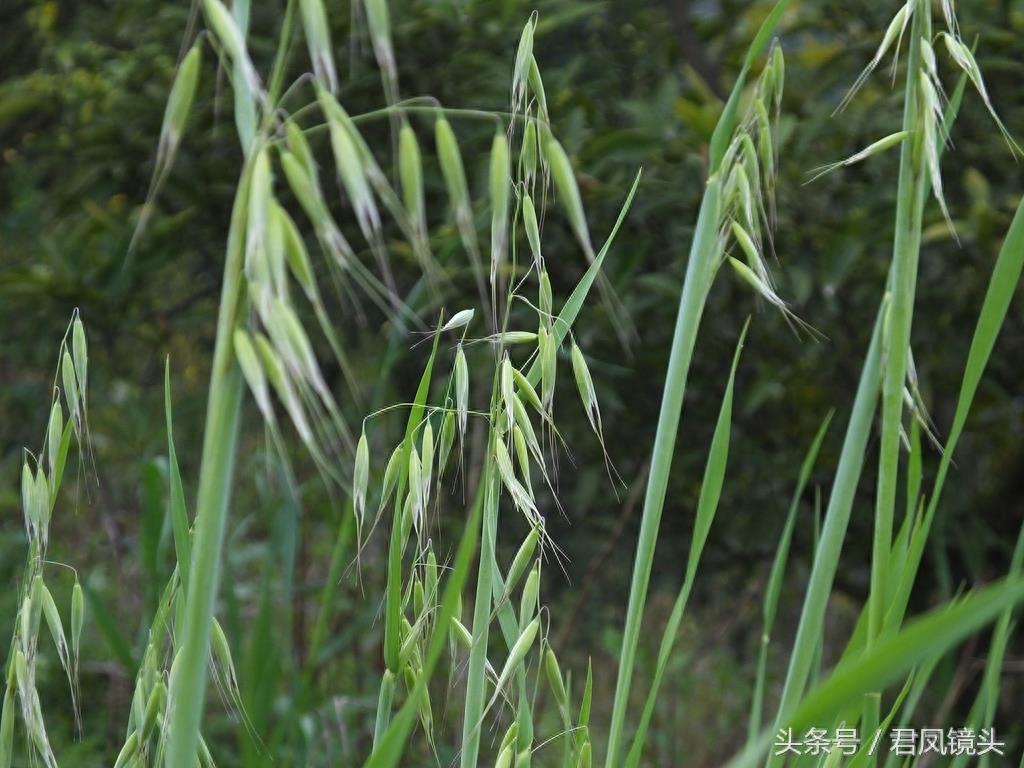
[296,500,356,732]
[747,412,832,747]
[603,6,790,756]
[377,328,442,740]
[866,0,931,747]
[231,0,256,150]
[623,320,749,768]
[773,69,970,730]
[459,461,500,767]
[364,465,488,768]
[767,304,885,764]
[488,523,535,755]
[267,0,297,107]
[164,154,253,767]
[604,176,720,766]
[870,0,929,651]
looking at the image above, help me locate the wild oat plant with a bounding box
[4,0,1024,766]
[2,315,88,768]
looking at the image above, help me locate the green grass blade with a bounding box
[748,410,833,746]
[140,460,166,616]
[846,676,913,768]
[768,305,885,743]
[363,467,488,768]
[604,172,722,767]
[882,653,942,768]
[83,582,136,672]
[623,319,750,768]
[165,359,192,599]
[952,518,1024,768]
[709,0,791,170]
[850,190,1024,665]
[784,65,973,702]
[792,579,1024,730]
[460,466,501,768]
[730,577,1024,768]
[878,191,1024,642]
[927,194,1024,515]
[525,169,641,389]
[384,325,441,675]
[308,500,356,668]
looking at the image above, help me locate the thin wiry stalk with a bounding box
[459,152,530,767]
[306,500,355,672]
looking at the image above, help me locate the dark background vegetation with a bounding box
[2,0,1023,764]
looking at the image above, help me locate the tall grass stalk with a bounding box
[766,300,886,754]
[458,466,501,767]
[365,471,488,768]
[165,150,252,768]
[603,170,720,766]
[622,319,749,768]
[747,411,833,747]
[866,2,931,738]
[605,2,790,763]
[378,327,440,739]
[765,0,1016,749]
[786,58,970,692]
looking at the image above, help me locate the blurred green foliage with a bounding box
[2,0,1024,763]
